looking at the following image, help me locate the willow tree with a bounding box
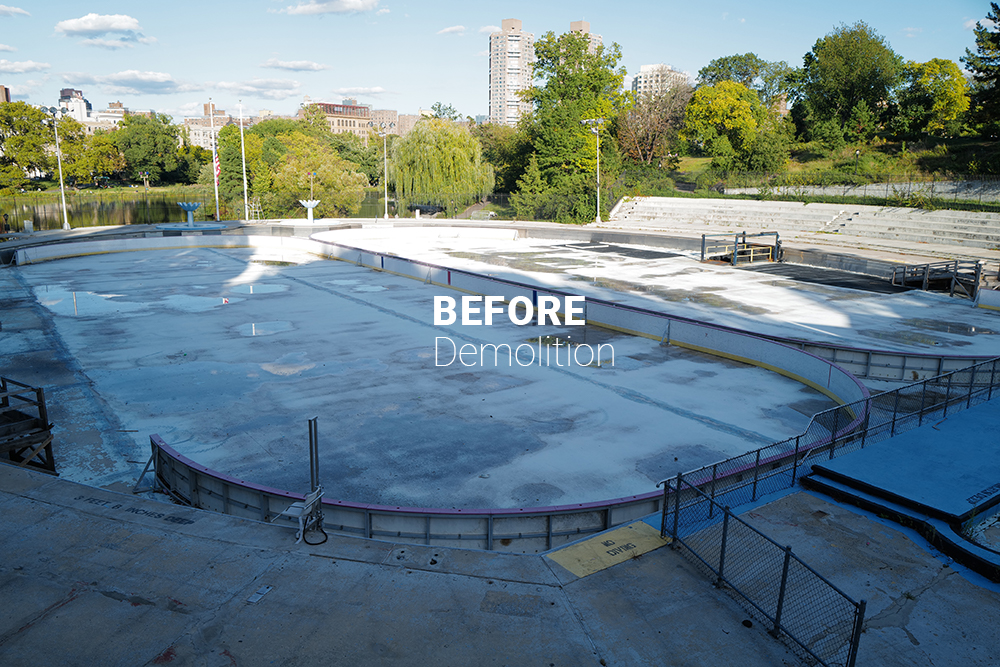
[389,118,493,214]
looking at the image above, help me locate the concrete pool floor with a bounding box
[8,245,836,507]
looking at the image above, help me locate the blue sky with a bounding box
[0,1,990,120]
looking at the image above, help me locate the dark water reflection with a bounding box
[2,190,396,232]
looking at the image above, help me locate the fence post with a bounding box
[967,368,976,409]
[672,473,682,542]
[991,361,997,401]
[791,436,800,486]
[709,464,718,519]
[846,599,867,667]
[918,380,927,427]
[771,546,792,637]
[751,449,761,500]
[717,507,730,588]
[944,373,954,418]
[828,406,841,460]
[890,389,902,437]
[660,481,670,538]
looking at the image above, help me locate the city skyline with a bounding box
[0,1,987,121]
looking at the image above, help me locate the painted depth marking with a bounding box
[545,521,670,578]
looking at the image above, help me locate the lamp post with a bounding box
[581,118,604,224]
[42,107,70,230]
[368,120,395,219]
[854,149,860,175]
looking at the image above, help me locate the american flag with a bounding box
[213,153,221,185]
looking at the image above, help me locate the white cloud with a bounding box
[214,78,302,100]
[437,25,464,35]
[56,13,139,36]
[96,70,200,96]
[9,78,42,96]
[261,58,329,71]
[376,8,389,15]
[739,18,745,24]
[903,27,922,38]
[282,0,380,15]
[333,86,387,96]
[0,5,29,17]
[0,44,15,52]
[0,59,49,73]
[965,17,997,30]
[479,25,500,34]
[476,49,488,57]
[55,13,155,48]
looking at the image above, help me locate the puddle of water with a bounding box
[34,285,149,317]
[237,321,294,337]
[353,285,387,293]
[230,283,289,295]
[900,318,997,336]
[326,279,360,286]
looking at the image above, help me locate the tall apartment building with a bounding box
[0,85,11,103]
[488,18,534,127]
[569,20,602,54]
[631,64,688,97]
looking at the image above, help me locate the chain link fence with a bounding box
[662,477,865,666]
[656,356,1000,666]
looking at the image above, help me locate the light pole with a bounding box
[368,120,395,219]
[42,107,70,230]
[581,118,604,224]
[854,149,860,176]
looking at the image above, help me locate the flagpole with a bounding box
[238,99,249,221]
[209,97,220,221]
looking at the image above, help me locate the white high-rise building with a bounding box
[569,20,602,54]
[631,64,688,97]
[488,18,535,127]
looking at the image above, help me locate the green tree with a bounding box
[962,3,1000,132]
[264,131,369,218]
[845,100,879,143]
[68,130,127,184]
[217,124,264,212]
[431,102,460,121]
[895,59,970,137]
[114,113,181,183]
[697,53,793,109]
[510,154,547,219]
[524,30,626,186]
[799,22,904,126]
[0,102,53,191]
[470,122,532,192]
[681,81,769,169]
[389,118,493,211]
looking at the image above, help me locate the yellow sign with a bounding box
[545,521,671,578]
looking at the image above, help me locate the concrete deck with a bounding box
[2,464,998,666]
[812,400,1000,524]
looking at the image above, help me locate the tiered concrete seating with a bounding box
[606,197,1000,255]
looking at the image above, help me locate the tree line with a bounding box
[2,6,998,224]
